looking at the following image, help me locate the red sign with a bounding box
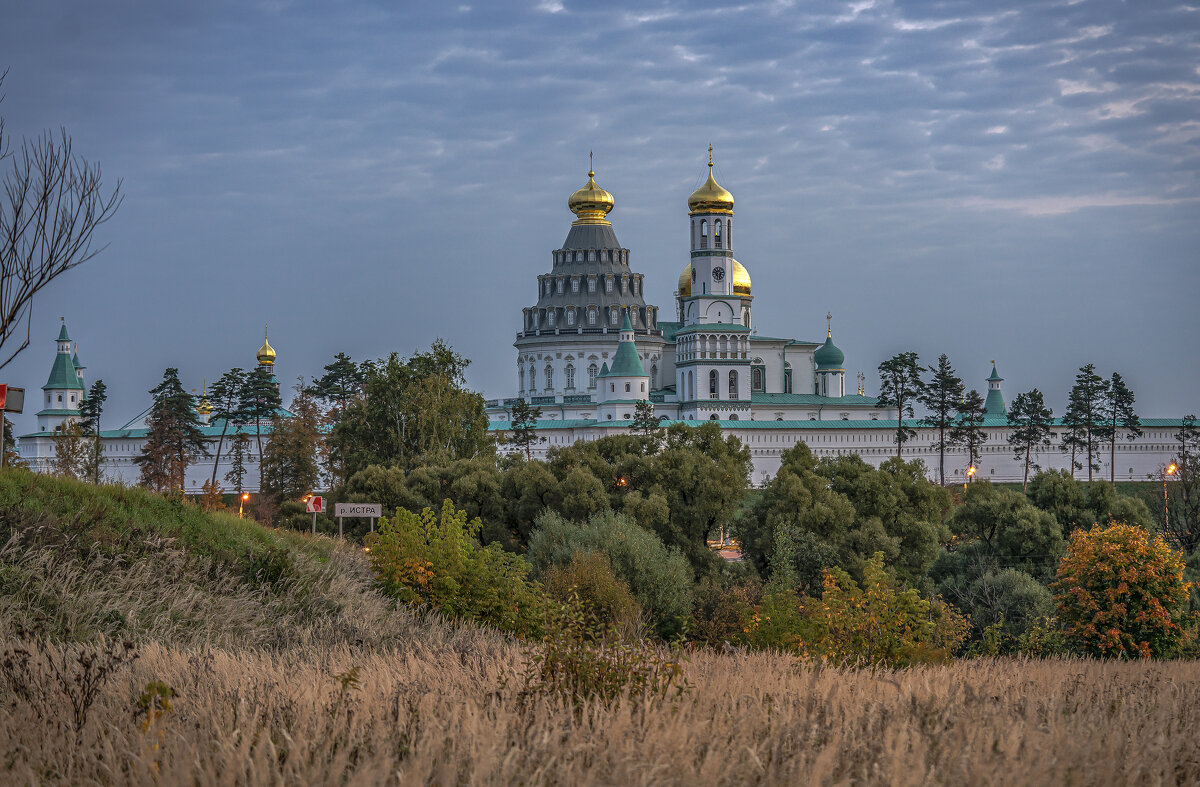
[305,495,324,513]
[0,385,6,412]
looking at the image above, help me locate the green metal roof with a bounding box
[813,335,845,369]
[984,364,1005,415]
[56,323,71,342]
[751,392,879,406]
[658,320,682,342]
[43,352,84,391]
[606,336,647,378]
[988,364,1003,382]
[33,408,80,417]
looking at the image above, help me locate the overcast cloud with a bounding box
[2,0,1197,429]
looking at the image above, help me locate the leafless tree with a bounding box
[0,70,123,371]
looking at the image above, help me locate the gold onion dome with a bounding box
[678,260,752,297]
[256,324,276,366]
[688,148,734,216]
[567,154,614,226]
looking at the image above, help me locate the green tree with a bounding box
[78,379,107,484]
[260,385,324,501]
[1052,523,1192,658]
[135,368,208,492]
[52,420,86,479]
[1063,363,1110,482]
[1026,468,1152,534]
[876,352,924,461]
[1103,372,1142,486]
[631,399,664,442]
[239,367,282,488]
[224,432,250,496]
[2,415,19,467]
[306,352,364,416]
[207,367,246,487]
[508,398,543,461]
[943,481,1066,579]
[329,341,492,476]
[919,353,964,486]
[1164,416,1200,553]
[527,509,694,637]
[1007,388,1054,491]
[951,388,987,476]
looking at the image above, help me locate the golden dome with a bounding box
[567,155,614,226]
[256,324,276,366]
[677,260,752,297]
[688,148,734,216]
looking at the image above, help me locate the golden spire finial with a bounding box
[589,149,594,177]
[826,311,833,338]
[708,144,713,168]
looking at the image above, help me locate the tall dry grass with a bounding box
[3,637,1199,785]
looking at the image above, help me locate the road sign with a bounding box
[0,385,24,414]
[305,495,324,513]
[334,503,382,518]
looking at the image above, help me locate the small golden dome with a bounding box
[567,155,614,226]
[257,324,276,366]
[688,148,734,216]
[677,260,751,297]
[196,396,214,416]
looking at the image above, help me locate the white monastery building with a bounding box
[12,154,1192,489]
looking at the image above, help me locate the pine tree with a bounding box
[951,389,988,477]
[1164,415,1200,553]
[918,353,964,486]
[261,385,324,500]
[508,398,543,461]
[78,379,107,484]
[1104,372,1142,486]
[240,367,282,488]
[631,399,665,442]
[307,352,364,416]
[876,352,924,462]
[208,367,247,487]
[224,432,250,496]
[135,368,209,492]
[1063,364,1109,483]
[2,415,19,467]
[1007,388,1054,491]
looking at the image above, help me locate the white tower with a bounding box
[675,148,752,421]
[36,320,85,433]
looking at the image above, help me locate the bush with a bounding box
[543,551,641,631]
[366,500,548,637]
[527,510,693,636]
[1051,522,1194,658]
[806,553,969,668]
[518,592,689,714]
[690,577,762,647]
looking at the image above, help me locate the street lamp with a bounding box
[964,464,976,493]
[1165,463,1177,530]
[239,492,250,518]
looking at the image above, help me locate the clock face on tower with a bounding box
[712,266,725,281]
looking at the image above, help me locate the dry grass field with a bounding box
[4,637,1200,785]
[3,471,1200,785]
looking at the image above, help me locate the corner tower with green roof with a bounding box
[37,320,86,433]
[596,314,649,422]
[813,313,847,397]
[984,362,1006,416]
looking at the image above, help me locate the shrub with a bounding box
[806,552,969,668]
[1051,522,1194,658]
[518,592,689,714]
[543,551,641,631]
[527,510,693,637]
[366,500,548,637]
[690,577,762,647]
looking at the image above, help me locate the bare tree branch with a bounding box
[0,72,122,371]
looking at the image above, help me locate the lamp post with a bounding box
[1165,463,1177,531]
[964,464,976,494]
[239,492,250,518]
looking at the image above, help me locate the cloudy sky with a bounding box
[2,0,1197,430]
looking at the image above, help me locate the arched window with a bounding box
[650,363,658,386]
[605,277,613,293]
[727,220,732,247]
[625,383,631,393]
[709,370,718,397]
[700,219,708,249]
[548,310,556,327]
[588,308,597,326]
[588,363,598,388]
[709,413,718,420]
[545,365,553,390]
[567,310,576,326]
[611,309,619,326]
[730,414,738,420]
[714,219,722,248]
[728,370,738,399]
[572,277,580,293]
[565,364,575,389]
[519,368,524,391]
[588,277,596,293]
[752,367,763,391]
